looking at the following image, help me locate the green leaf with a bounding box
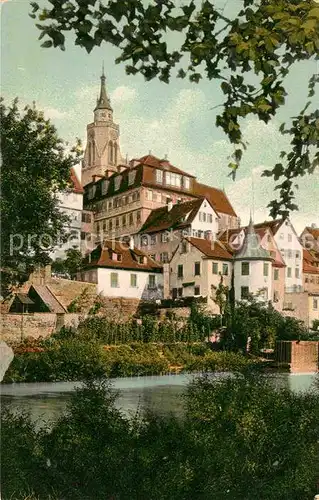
[41,40,53,48]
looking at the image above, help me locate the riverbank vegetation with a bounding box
[2,374,319,500]
[4,300,316,383]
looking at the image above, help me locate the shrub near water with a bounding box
[1,376,319,500]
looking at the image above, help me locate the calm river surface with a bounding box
[1,373,318,428]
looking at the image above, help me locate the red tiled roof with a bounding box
[193,182,237,217]
[186,237,233,260]
[70,167,84,194]
[303,226,319,240]
[253,219,284,235]
[140,198,205,234]
[303,248,319,274]
[272,260,286,268]
[134,154,196,177]
[83,240,162,272]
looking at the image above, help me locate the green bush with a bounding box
[2,376,318,500]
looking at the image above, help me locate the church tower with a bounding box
[82,67,124,186]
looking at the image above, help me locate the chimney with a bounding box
[167,200,173,212]
[129,236,134,250]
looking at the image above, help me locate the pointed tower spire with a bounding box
[95,64,112,112]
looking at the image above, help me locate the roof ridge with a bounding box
[45,285,67,312]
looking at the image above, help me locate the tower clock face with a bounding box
[111,130,118,140]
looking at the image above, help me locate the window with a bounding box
[101,180,109,195]
[241,262,250,276]
[279,233,284,240]
[288,234,292,242]
[274,269,279,281]
[313,298,318,310]
[263,263,269,277]
[212,262,218,274]
[181,241,188,254]
[110,272,119,288]
[273,291,279,302]
[130,274,137,288]
[267,235,271,242]
[199,212,202,222]
[295,250,301,259]
[207,214,213,224]
[103,221,107,231]
[150,234,157,245]
[128,170,136,186]
[287,267,292,278]
[288,250,292,258]
[82,212,92,223]
[305,276,309,283]
[160,252,169,263]
[156,169,163,184]
[127,213,133,226]
[108,201,113,210]
[116,218,120,228]
[148,275,156,288]
[136,211,141,223]
[88,185,96,200]
[146,190,152,201]
[222,263,229,276]
[194,262,201,276]
[165,172,181,187]
[140,235,148,247]
[172,288,177,299]
[194,286,200,296]
[178,265,183,278]
[109,220,113,231]
[161,232,169,243]
[114,175,122,191]
[295,268,300,278]
[178,288,183,297]
[183,176,190,189]
[241,286,249,299]
[122,215,126,227]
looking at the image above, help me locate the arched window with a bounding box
[113,143,117,165]
[108,141,113,164]
[92,141,96,164]
[88,142,92,165]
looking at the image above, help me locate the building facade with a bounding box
[169,237,233,314]
[51,168,84,260]
[78,239,163,301]
[136,197,220,263]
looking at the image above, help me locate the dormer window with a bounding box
[128,170,136,186]
[156,169,163,184]
[183,176,190,190]
[112,252,122,262]
[88,185,96,200]
[101,180,109,195]
[114,175,122,191]
[138,255,146,264]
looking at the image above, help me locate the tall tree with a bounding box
[0,98,81,297]
[31,0,319,217]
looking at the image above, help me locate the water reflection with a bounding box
[1,372,317,429]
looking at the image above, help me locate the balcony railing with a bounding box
[284,285,304,294]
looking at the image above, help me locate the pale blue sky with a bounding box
[1,0,318,232]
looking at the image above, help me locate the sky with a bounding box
[1,0,318,233]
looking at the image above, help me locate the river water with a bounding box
[1,373,318,428]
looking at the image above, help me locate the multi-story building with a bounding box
[137,197,220,263]
[253,218,303,293]
[300,224,319,257]
[51,167,84,260]
[78,239,163,301]
[169,237,233,314]
[219,222,286,310]
[83,154,239,245]
[233,219,273,304]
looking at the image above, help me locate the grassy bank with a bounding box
[2,340,259,383]
[2,375,319,500]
